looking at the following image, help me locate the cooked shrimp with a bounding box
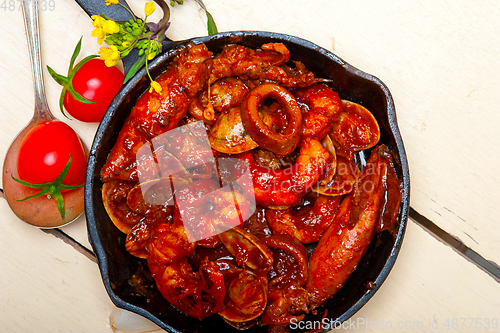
[266,193,341,244]
[149,257,225,321]
[306,145,402,308]
[293,83,343,140]
[237,138,329,207]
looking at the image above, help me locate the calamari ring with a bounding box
[241,83,302,156]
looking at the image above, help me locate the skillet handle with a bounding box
[73,0,176,77]
[74,0,133,20]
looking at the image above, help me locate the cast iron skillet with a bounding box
[85,31,410,332]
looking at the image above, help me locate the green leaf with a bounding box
[46,65,69,86]
[206,11,218,35]
[11,175,48,189]
[54,155,72,184]
[70,54,99,77]
[52,190,66,220]
[11,155,84,220]
[11,186,50,201]
[58,87,68,116]
[69,36,83,72]
[47,38,99,117]
[192,0,217,35]
[124,54,146,84]
[59,184,85,191]
[67,85,95,104]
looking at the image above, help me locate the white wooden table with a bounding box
[1,0,499,332]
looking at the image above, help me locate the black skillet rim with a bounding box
[85,30,410,332]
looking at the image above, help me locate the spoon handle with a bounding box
[21,0,54,123]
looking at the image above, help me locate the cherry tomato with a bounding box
[17,121,87,186]
[63,58,124,122]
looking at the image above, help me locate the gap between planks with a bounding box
[42,228,96,263]
[409,208,500,283]
[39,206,500,283]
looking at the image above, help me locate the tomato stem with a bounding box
[11,155,84,220]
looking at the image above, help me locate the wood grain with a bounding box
[0,203,114,332]
[4,0,499,263]
[1,0,500,332]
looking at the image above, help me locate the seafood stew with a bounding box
[86,31,410,332]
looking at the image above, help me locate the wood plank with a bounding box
[0,0,99,248]
[3,0,500,264]
[0,202,115,332]
[315,0,500,267]
[1,1,500,331]
[195,0,500,266]
[344,220,500,333]
[3,191,499,332]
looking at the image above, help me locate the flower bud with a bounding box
[105,0,119,6]
[144,1,156,16]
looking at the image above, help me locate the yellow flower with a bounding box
[91,15,119,44]
[144,1,156,16]
[91,15,107,44]
[99,45,121,67]
[105,0,119,6]
[149,81,162,94]
[91,15,105,28]
[91,27,106,44]
[102,19,119,34]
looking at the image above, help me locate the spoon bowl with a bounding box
[1,0,87,228]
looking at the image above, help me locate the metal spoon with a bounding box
[1,0,88,228]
